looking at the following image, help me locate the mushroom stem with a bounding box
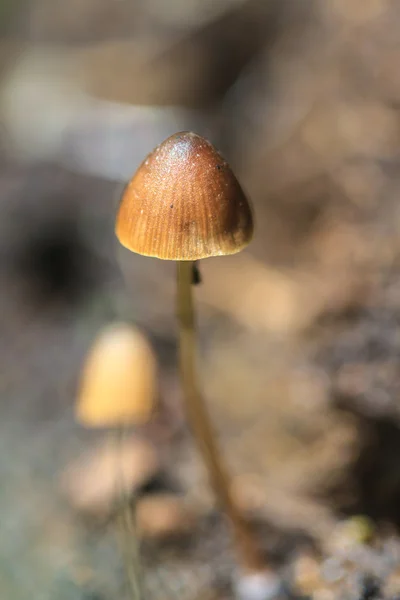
[115,427,143,600]
[177,260,264,572]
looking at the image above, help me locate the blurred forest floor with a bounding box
[1,0,400,598]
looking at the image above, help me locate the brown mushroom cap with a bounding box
[115,131,253,260]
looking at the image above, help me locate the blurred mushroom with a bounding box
[74,321,158,600]
[76,322,157,427]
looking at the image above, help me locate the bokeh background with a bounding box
[1,0,400,598]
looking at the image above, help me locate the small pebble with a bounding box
[234,570,282,600]
[321,557,346,583]
[327,516,374,554]
[384,568,400,596]
[313,589,335,600]
[293,553,324,595]
[136,494,196,540]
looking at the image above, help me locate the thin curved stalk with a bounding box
[115,427,143,600]
[177,260,264,572]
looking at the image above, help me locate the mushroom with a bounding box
[76,322,156,428]
[115,132,266,575]
[75,322,157,600]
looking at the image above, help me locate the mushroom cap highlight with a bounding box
[76,323,157,427]
[115,131,253,260]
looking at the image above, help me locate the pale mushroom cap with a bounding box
[115,131,253,260]
[76,323,157,427]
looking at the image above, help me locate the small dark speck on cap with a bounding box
[170,204,174,208]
